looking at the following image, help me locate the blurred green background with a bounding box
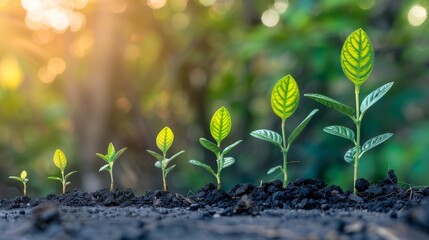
[1,0,428,197]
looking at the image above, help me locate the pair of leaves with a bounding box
[47,171,77,184]
[150,150,185,169]
[250,109,319,150]
[96,143,127,172]
[199,138,242,157]
[9,170,29,183]
[271,75,300,120]
[344,133,393,164]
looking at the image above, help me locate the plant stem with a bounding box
[353,86,361,195]
[216,143,221,190]
[23,183,27,196]
[61,170,66,194]
[281,119,288,188]
[162,170,167,192]
[110,170,114,191]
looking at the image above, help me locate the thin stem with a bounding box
[281,119,288,188]
[162,168,167,192]
[61,170,65,194]
[354,86,361,195]
[23,183,27,196]
[216,142,221,190]
[110,170,114,191]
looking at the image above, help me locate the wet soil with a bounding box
[1,170,428,239]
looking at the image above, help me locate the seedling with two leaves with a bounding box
[189,106,242,190]
[9,170,29,196]
[47,149,77,194]
[147,127,185,191]
[96,143,127,191]
[305,28,393,194]
[251,74,318,188]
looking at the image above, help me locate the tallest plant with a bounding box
[305,28,394,194]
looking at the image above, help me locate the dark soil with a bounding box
[1,170,429,239]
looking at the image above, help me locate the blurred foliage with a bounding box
[1,0,429,197]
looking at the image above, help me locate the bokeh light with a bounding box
[147,0,166,9]
[408,4,427,27]
[0,57,23,90]
[261,9,280,27]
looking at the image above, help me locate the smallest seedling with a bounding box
[96,143,127,191]
[9,170,29,196]
[48,149,78,194]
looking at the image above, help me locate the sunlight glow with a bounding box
[0,57,23,90]
[147,0,166,9]
[273,0,288,14]
[408,5,427,27]
[0,0,9,8]
[199,0,216,7]
[21,0,88,32]
[48,57,66,75]
[261,9,280,27]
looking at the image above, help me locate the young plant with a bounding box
[47,149,78,194]
[189,106,243,190]
[304,28,394,194]
[96,143,127,191]
[9,170,29,196]
[147,126,185,191]
[250,74,318,188]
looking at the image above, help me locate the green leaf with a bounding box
[108,143,115,156]
[8,176,23,182]
[47,176,63,182]
[210,106,232,145]
[304,93,355,119]
[154,161,162,168]
[344,147,358,164]
[64,171,77,180]
[221,157,235,169]
[165,164,176,176]
[65,182,71,186]
[99,164,111,172]
[112,147,127,162]
[288,109,319,145]
[165,150,185,166]
[323,125,355,142]
[267,165,283,175]
[361,133,393,155]
[53,149,67,171]
[189,160,216,176]
[147,150,164,162]
[96,153,109,163]
[156,126,174,156]
[271,74,299,120]
[341,28,374,86]
[20,170,27,179]
[199,138,220,155]
[360,82,394,114]
[250,129,283,149]
[222,140,242,156]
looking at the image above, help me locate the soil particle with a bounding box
[355,178,370,192]
[405,197,429,234]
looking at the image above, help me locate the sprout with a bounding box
[47,149,78,194]
[189,106,243,190]
[251,74,318,188]
[305,28,394,194]
[9,170,29,196]
[96,143,127,191]
[147,126,185,191]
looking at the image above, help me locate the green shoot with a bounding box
[9,170,29,196]
[305,28,394,194]
[189,106,242,190]
[251,74,318,188]
[147,126,185,191]
[47,149,78,194]
[96,142,127,191]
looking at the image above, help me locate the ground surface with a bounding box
[1,170,428,239]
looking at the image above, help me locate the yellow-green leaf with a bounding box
[341,28,374,86]
[156,126,174,155]
[271,75,299,120]
[54,149,67,171]
[20,170,27,179]
[210,106,231,145]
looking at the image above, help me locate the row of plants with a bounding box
[7,28,394,197]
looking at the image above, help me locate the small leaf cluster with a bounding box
[189,106,242,190]
[96,143,127,191]
[47,149,77,194]
[147,127,184,191]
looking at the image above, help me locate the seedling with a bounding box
[96,143,127,191]
[304,28,394,194]
[47,149,78,194]
[147,126,185,191]
[9,170,29,196]
[251,74,318,188]
[189,106,242,190]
